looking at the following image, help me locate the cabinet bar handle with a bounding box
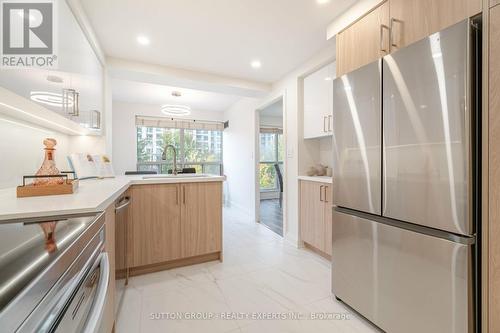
[380,24,389,53]
[319,185,324,202]
[324,186,328,203]
[328,115,333,132]
[176,186,179,205]
[323,116,327,133]
[390,18,401,48]
[183,186,186,205]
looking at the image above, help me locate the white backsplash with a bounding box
[0,115,105,189]
[318,137,333,169]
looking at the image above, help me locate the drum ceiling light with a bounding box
[161,104,191,116]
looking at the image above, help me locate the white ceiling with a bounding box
[81,0,356,83]
[111,79,240,113]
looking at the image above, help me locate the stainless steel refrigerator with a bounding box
[331,18,481,333]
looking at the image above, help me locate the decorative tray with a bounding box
[17,172,79,198]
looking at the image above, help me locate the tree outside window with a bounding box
[136,126,223,175]
[259,131,283,191]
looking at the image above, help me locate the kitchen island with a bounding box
[0,173,225,272]
[0,174,225,333]
[0,174,224,221]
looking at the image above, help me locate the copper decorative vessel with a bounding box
[34,138,64,186]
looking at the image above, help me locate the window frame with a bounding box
[136,126,224,175]
[259,131,283,192]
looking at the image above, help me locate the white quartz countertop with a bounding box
[297,175,333,184]
[0,175,225,221]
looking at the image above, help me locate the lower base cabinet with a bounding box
[300,180,333,257]
[116,181,223,277]
[127,183,182,267]
[181,182,223,258]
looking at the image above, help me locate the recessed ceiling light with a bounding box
[316,0,331,4]
[251,60,262,69]
[161,105,191,116]
[137,35,150,46]
[46,75,63,83]
[324,77,333,81]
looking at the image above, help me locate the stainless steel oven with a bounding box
[0,211,110,333]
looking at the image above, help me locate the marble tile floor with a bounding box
[115,207,382,333]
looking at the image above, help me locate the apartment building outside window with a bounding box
[136,117,224,175]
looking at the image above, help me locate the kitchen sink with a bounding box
[142,174,209,179]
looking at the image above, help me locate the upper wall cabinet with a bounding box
[336,1,389,77]
[390,0,482,50]
[0,0,103,134]
[336,0,482,76]
[303,62,336,139]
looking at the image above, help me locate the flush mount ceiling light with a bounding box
[161,104,191,116]
[30,91,74,108]
[251,60,262,69]
[324,77,333,81]
[137,35,150,45]
[316,0,331,4]
[46,75,63,84]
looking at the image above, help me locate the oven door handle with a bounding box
[83,252,109,333]
[115,197,131,213]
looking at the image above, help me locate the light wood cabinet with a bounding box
[127,184,181,267]
[323,184,333,256]
[120,182,223,275]
[300,180,333,257]
[180,182,223,258]
[390,0,482,50]
[300,180,325,249]
[336,1,390,76]
[336,0,481,76]
[303,62,336,138]
[488,4,500,332]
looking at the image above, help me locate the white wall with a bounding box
[223,97,260,219]
[112,101,224,175]
[257,39,337,246]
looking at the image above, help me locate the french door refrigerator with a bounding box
[331,18,481,333]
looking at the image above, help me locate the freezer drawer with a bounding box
[382,20,474,235]
[332,211,474,333]
[332,61,382,215]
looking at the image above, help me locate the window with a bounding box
[136,126,223,175]
[259,130,283,191]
